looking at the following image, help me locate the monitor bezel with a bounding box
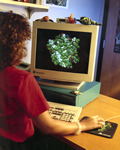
[30,22,99,83]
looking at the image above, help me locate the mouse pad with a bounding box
[80,116,118,138]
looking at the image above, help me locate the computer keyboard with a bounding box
[48,101,82,122]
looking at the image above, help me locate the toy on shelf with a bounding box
[67,14,76,24]
[57,14,76,24]
[74,17,102,26]
[35,16,54,22]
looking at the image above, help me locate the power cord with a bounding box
[106,115,120,121]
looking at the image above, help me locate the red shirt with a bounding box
[0,66,50,142]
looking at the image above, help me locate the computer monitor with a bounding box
[30,22,99,90]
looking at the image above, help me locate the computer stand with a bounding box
[38,79,84,90]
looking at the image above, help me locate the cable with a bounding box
[106,115,120,121]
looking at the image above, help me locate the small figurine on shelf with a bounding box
[67,14,76,24]
[74,17,102,26]
[35,16,54,22]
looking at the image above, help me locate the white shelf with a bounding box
[0,0,49,18]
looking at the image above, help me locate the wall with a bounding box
[0,0,105,79]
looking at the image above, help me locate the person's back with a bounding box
[0,66,39,142]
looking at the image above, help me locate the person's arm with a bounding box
[33,110,105,135]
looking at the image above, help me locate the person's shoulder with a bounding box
[5,66,34,81]
[7,65,29,75]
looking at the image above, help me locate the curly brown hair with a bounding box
[0,11,31,71]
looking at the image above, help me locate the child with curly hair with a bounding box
[0,11,105,150]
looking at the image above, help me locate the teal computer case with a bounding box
[39,81,101,108]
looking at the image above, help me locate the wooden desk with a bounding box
[55,94,120,150]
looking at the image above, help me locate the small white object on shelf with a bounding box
[36,0,40,5]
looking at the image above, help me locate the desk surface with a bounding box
[55,94,120,150]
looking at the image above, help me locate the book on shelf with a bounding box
[29,0,36,3]
[29,0,32,3]
[15,0,41,4]
[24,0,29,2]
[16,0,24,2]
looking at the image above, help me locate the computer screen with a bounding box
[30,22,99,89]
